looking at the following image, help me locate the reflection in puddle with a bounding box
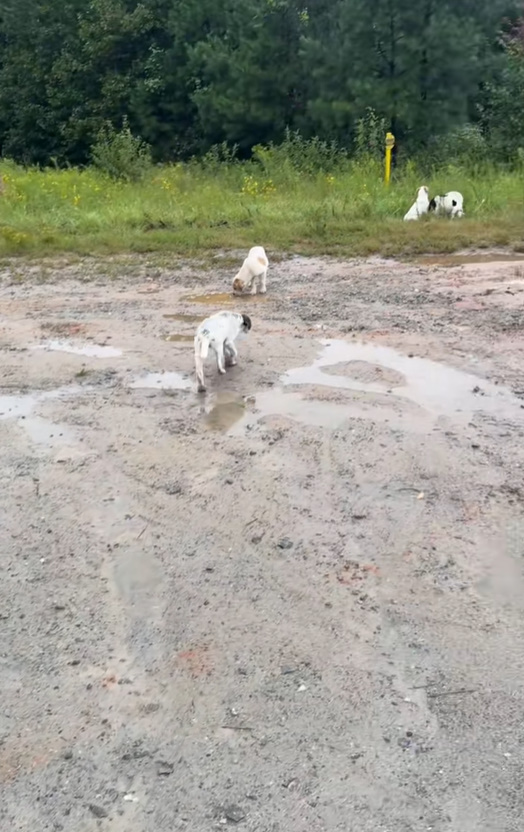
[129,371,192,390]
[165,334,194,343]
[415,253,524,267]
[32,340,122,358]
[182,292,267,305]
[163,313,202,323]
[282,340,523,421]
[204,393,246,432]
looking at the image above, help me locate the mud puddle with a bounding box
[414,253,524,267]
[163,313,202,323]
[204,392,247,432]
[0,386,83,448]
[182,292,268,305]
[32,339,122,358]
[164,334,194,343]
[229,388,432,435]
[282,340,524,422]
[129,371,192,390]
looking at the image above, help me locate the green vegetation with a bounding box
[0,0,523,166]
[0,147,523,258]
[0,2,523,259]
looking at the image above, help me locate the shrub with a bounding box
[91,117,152,182]
[354,108,389,160]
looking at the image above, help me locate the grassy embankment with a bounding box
[0,156,522,260]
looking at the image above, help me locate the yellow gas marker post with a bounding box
[384,132,395,186]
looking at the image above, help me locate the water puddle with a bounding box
[163,313,202,323]
[32,340,122,358]
[22,416,76,447]
[414,253,524,268]
[129,371,192,390]
[181,292,268,305]
[229,388,431,435]
[281,340,523,421]
[164,334,194,343]
[0,386,82,448]
[204,393,246,432]
[0,392,40,419]
[227,339,523,436]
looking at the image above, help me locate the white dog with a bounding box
[232,246,268,295]
[429,191,464,218]
[194,311,252,392]
[403,186,430,221]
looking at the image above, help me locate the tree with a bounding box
[188,0,308,151]
[478,17,524,161]
[300,0,522,151]
[0,0,85,163]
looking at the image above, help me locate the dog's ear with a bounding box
[241,314,252,331]
[428,198,436,211]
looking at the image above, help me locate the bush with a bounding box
[91,117,152,182]
[426,124,488,168]
[354,108,389,160]
[253,128,345,179]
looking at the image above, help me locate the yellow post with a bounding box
[384,131,395,186]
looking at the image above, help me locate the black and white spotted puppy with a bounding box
[194,311,252,392]
[428,191,464,218]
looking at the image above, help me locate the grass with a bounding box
[0,155,523,259]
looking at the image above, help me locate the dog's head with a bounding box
[233,277,245,293]
[241,314,252,333]
[417,185,429,200]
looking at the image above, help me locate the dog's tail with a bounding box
[195,333,210,359]
[195,333,210,391]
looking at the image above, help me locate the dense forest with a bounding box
[0,0,523,167]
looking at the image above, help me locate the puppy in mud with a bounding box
[194,311,252,392]
[232,245,269,295]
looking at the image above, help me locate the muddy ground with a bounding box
[1,251,524,831]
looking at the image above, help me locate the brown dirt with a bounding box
[1,251,524,831]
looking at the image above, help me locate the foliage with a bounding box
[91,118,152,181]
[478,40,524,163]
[354,109,389,160]
[0,0,523,165]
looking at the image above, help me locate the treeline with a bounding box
[0,0,523,167]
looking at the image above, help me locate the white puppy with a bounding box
[232,246,269,295]
[403,186,430,221]
[429,191,464,218]
[194,311,252,393]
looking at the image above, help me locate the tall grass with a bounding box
[0,147,523,258]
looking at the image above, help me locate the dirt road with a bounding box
[1,251,524,831]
